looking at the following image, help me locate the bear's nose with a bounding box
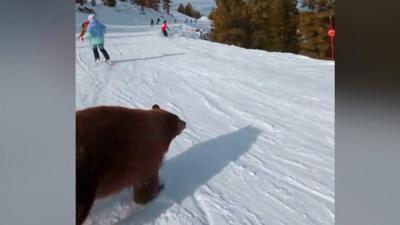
[180,121,186,130]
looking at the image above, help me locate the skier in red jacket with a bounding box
[79,20,90,41]
[161,20,169,37]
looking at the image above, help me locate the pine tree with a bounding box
[133,0,160,11]
[134,0,146,11]
[247,0,274,50]
[298,0,334,58]
[192,10,202,19]
[281,0,299,53]
[149,0,160,11]
[262,0,299,52]
[177,3,202,19]
[177,3,185,14]
[162,0,172,14]
[184,3,194,17]
[103,0,117,7]
[210,0,250,48]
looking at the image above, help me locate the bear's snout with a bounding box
[178,120,186,134]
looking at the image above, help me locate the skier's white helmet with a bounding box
[88,14,96,22]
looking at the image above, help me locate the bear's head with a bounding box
[151,104,186,141]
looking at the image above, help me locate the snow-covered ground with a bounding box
[76,1,203,28]
[76,2,334,225]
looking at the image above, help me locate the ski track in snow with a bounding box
[76,4,334,225]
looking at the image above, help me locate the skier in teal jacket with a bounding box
[85,14,112,64]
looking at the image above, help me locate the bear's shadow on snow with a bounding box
[115,125,261,225]
[112,53,185,64]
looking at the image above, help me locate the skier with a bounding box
[79,19,90,41]
[85,14,112,65]
[150,18,154,26]
[161,20,169,37]
[156,18,160,24]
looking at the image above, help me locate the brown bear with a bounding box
[76,104,186,225]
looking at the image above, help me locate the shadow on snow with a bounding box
[111,53,185,64]
[111,125,262,225]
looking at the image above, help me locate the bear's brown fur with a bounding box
[76,104,186,225]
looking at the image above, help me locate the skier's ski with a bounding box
[95,59,101,66]
[94,60,113,66]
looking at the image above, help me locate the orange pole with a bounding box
[329,15,335,61]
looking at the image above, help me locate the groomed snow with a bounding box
[76,2,334,225]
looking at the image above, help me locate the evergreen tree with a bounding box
[247,0,274,50]
[210,0,250,48]
[192,10,202,19]
[177,2,202,19]
[149,0,160,11]
[103,0,117,7]
[134,0,147,11]
[208,7,216,19]
[184,3,194,17]
[298,0,334,58]
[281,0,299,53]
[162,0,172,14]
[132,0,160,11]
[177,3,185,14]
[254,0,298,52]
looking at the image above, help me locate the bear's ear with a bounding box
[152,104,160,110]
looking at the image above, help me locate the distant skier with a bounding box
[161,20,169,37]
[156,18,160,24]
[79,19,90,41]
[150,18,154,26]
[174,18,177,23]
[85,14,112,65]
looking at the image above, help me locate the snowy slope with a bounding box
[76,1,199,29]
[76,3,334,225]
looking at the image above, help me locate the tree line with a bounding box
[209,0,335,59]
[177,3,202,19]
